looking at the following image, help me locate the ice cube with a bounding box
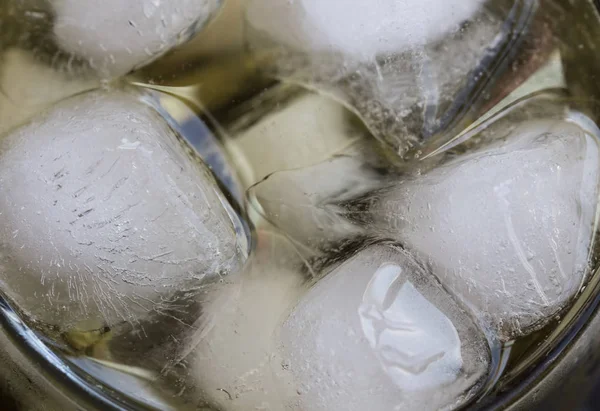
[188,231,307,410]
[245,0,534,157]
[372,118,600,338]
[248,152,381,257]
[0,88,246,332]
[51,0,222,77]
[228,86,362,188]
[272,244,490,411]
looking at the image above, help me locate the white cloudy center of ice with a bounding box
[246,0,484,59]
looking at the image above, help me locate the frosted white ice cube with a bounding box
[246,0,483,60]
[273,244,490,411]
[375,119,600,338]
[52,0,222,77]
[0,89,245,331]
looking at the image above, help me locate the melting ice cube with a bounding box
[246,0,535,157]
[51,0,223,77]
[0,88,246,333]
[273,244,490,411]
[372,118,600,338]
[248,154,380,253]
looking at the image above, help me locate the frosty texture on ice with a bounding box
[52,0,222,77]
[246,0,483,59]
[273,244,490,411]
[373,119,600,338]
[0,89,245,331]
